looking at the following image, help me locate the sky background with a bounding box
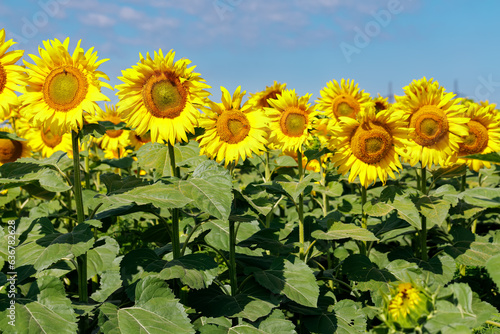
[2,0,500,107]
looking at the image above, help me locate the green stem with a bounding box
[486,320,500,328]
[168,143,180,260]
[420,166,428,261]
[72,130,88,304]
[320,162,328,216]
[229,220,237,296]
[359,186,368,256]
[460,174,467,192]
[297,150,305,260]
[264,149,271,182]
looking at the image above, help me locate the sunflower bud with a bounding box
[386,283,432,330]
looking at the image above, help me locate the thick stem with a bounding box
[264,149,271,182]
[359,186,368,256]
[229,220,237,296]
[72,130,88,304]
[460,174,467,192]
[297,150,305,260]
[167,143,180,260]
[420,166,428,261]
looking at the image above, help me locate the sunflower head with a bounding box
[453,102,500,171]
[116,49,210,145]
[0,29,27,120]
[0,127,30,165]
[329,106,408,187]
[25,123,72,158]
[265,89,318,152]
[21,38,111,135]
[316,79,372,124]
[373,94,390,113]
[89,104,132,152]
[386,283,431,330]
[394,77,470,168]
[248,81,287,109]
[198,86,268,166]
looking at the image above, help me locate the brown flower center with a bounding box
[332,94,360,119]
[0,139,23,163]
[217,109,250,144]
[41,128,63,148]
[410,105,449,146]
[0,64,6,94]
[459,120,489,155]
[43,66,88,111]
[280,107,307,137]
[351,122,393,164]
[142,71,187,119]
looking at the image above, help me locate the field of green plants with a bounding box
[0,31,500,333]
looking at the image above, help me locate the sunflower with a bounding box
[0,29,26,120]
[89,104,132,153]
[248,81,287,109]
[316,79,372,124]
[21,38,111,135]
[130,130,151,151]
[373,94,390,113]
[198,86,267,166]
[387,283,431,329]
[394,77,469,168]
[453,103,500,171]
[266,89,318,152]
[329,106,408,188]
[0,127,30,165]
[116,49,210,145]
[25,123,72,158]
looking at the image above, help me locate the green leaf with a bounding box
[276,173,321,202]
[176,160,233,220]
[485,253,500,289]
[0,276,77,333]
[304,299,366,334]
[0,187,20,206]
[91,256,123,303]
[253,257,319,308]
[0,160,71,192]
[464,151,500,162]
[312,222,378,242]
[342,255,397,292]
[364,193,421,229]
[101,157,134,169]
[190,280,280,322]
[100,182,193,214]
[312,181,343,198]
[431,164,467,180]
[0,130,26,141]
[444,226,500,266]
[17,221,94,272]
[462,187,500,208]
[87,236,120,279]
[202,220,261,252]
[157,253,219,289]
[416,195,451,228]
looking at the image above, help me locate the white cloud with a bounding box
[80,12,115,27]
[119,6,143,20]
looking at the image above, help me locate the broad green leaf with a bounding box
[464,151,500,162]
[416,195,451,228]
[342,255,397,293]
[0,162,70,192]
[0,276,77,333]
[431,164,466,180]
[485,253,500,289]
[304,299,366,334]
[136,142,171,179]
[228,310,296,334]
[99,182,193,214]
[462,187,500,208]
[312,181,343,198]
[176,160,233,220]
[312,222,378,242]
[276,173,321,202]
[444,227,500,266]
[254,257,319,308]
[101,157,134,169]
[91,256,123,303]
[0,187,20,206]
[120,248,161,286]
[364,194,421,229]
[189,280,280,321]
[125,277,194,333]
[17,222,94,272]
[87,236,120,279]
[157,253,219,289]
[202,220,260,252]
[100,173,151,195]
[0,130,26,141]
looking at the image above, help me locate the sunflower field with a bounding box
[1,30,500,334]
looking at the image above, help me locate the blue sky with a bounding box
[2,0,500,106]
